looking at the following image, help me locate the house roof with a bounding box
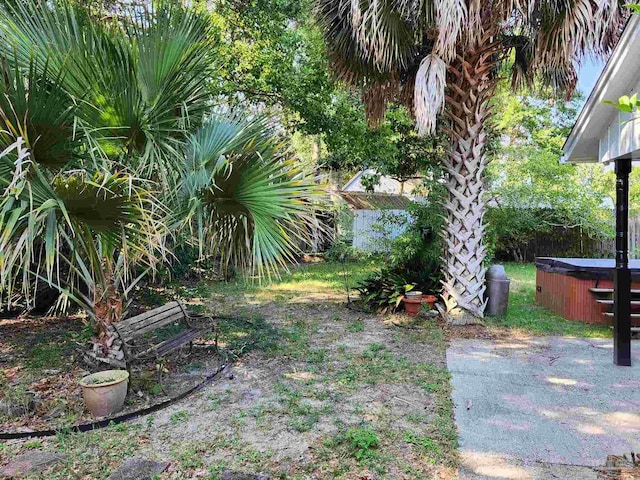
[335,191,412,210]
[562,15,640,164]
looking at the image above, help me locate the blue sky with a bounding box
[577,59,605,98]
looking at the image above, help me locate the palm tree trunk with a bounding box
[93,263,123,355]
[441,38,501,323]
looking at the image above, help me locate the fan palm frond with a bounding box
[316,0,417,82]
[0,0,215,179]
[316,0,627,133]
[0,57,81,170]
[179,114,324,279]
[0,141,167,312]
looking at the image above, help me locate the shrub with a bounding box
[485,206,612,262]
[357,186,445,311]
[356,271,415,313]
[324,239,369,263]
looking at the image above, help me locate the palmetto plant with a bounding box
[316,0,627,320]
[0,145,167,342]
[0,0,214,178]
[0,0,322,349]
[178,115,322,279]
[0,57,167,333]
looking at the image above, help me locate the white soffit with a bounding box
[562,15,640,164]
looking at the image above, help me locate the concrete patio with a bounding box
[447,336,640,479]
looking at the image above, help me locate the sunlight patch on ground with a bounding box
[461,452,533,479]
[546,377,578,386]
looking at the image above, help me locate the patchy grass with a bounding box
[3,258,612,479]
[1,259,457,479]
[207,259,378,302]
[483,263,611,338]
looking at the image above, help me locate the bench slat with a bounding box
[115,307,184,338]
[120,302,183,329]
[156,330,201,356]
[116,308,184,337]
[121,311,188,339]
[124,307,183,330]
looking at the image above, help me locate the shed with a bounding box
[561,15,640,365]
[335,191,412,252]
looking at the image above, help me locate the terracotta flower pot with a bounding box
[79,370,129,417]
[403,296,423,318]
[422,294,437,309]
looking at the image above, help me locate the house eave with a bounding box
[562,15,640,164]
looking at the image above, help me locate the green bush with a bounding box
[153,244,231,283]
[356,271,415,313]
[324,239,369,263]
[485,206,612,262]
[357,187,445,311]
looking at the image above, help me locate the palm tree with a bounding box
[316,0,627,320]
[178,115,322,280]
[0,0,323,350]
[0,60,168,346]
[0,0,214,180]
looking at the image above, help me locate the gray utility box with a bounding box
[486,265,510,317]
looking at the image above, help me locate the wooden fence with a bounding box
[494,216,640,262]
[493,226,614,262]
[351,209,410,252]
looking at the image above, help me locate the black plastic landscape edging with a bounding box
[0,363,228,441]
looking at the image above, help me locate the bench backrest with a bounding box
[114,301,188,341]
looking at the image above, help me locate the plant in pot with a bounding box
[356,271,416,314]
[79,370,129,417]
[402,290,423,318]
[422,294,438,309]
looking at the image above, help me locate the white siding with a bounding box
[621,109,634,152]
[599,135,609,163]
[632,79,640,153]
[352,210,410,252]
[598,84,640,163]
[608,116,620,160]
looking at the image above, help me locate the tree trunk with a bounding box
[441,38,501,323]
[93,265,123,355]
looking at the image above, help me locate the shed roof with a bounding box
[335,191,412,210]
[342,170,423,196]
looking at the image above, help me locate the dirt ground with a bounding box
[1,263,459,479]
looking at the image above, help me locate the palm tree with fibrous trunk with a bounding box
[0,0,324,356]
[316,0,628,321]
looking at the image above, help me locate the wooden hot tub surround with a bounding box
[535,258,640,325]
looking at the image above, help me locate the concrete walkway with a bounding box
[447,337,640,479]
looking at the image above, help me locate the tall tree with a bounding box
[485,85,613,261]
[315,0,627,320]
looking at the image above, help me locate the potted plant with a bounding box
[79,370,129,417]
[422,294,438,309]
[402,295,422,317]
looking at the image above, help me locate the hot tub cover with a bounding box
[535,257,640,280]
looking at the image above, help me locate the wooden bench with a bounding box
[112,301,218,366]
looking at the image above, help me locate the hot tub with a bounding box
[535,257,640,323]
